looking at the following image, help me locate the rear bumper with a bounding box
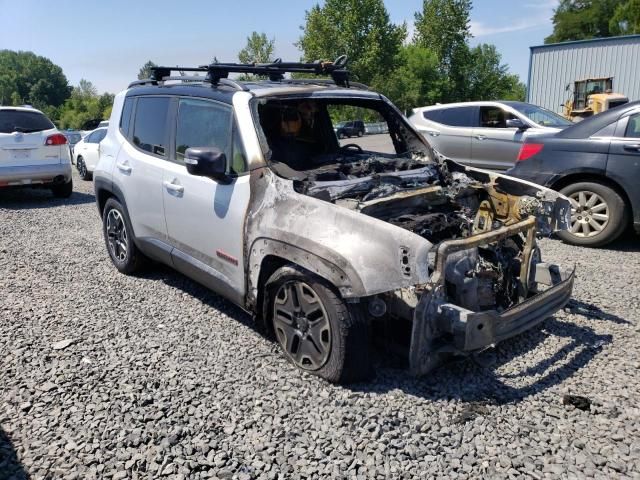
[0,163,72,186]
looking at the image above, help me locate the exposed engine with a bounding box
[290,153,552,312]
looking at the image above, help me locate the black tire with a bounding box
[77,157,92,181]
[557,181,628,247]
[51,179,73,198]
[357,130,364,137]
[102,197,146,274]
[265,265,372,384]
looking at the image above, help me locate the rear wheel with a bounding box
[102,197,145,274]
[558,181,628,247]
[51,179,73,198]
[357,130,364,137]
[266,266,372,383]
[77,157,92,181]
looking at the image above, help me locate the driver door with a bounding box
[471,106,525,170]
[162,97,250,304]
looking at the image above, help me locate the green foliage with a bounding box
[56,80,114,129]
[0,50,70,109]
[238,32,275,64]
[466,44,526,101]
[545,0,626,43]
[610,0,640,34]
[138,60,157,80]
[297,0,406,85]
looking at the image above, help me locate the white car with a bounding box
[409,101,573,170]
[0,106,73,197]
[74,127,107,180]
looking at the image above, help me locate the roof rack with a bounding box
[129,56,354,89]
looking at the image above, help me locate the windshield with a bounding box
[0,110,55,134]
[509,103,572,128]
[255,96,431,178]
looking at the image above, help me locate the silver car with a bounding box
[409,101,573,170]
[0,106,73,197]
[94,62,574,384]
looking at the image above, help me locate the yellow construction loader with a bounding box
[563,77,628,122]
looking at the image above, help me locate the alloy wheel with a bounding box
[568,190,610,237]
[78,159,86,179]
[273,280,331,371]
[106,209,128,262]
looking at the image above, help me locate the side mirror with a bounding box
[185,147,230,183]
[506,118,530,131]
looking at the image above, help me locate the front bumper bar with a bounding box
[409,263,574,376]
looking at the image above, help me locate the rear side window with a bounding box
[132,97,169,157]
[439,107,475,127]
[625,114,640,138]
[0,110,54,134]
[175,98,239,170]
[120,98,134,136]
[423,109,442,123]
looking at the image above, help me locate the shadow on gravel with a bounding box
[135,263,616,407]
[0,187,94,209]
[0,427,28,480]
[587,229,640,253]
[352,316,613,406]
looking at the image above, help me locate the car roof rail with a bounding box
[129,56,355,89]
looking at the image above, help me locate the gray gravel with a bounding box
[1,171,640,479]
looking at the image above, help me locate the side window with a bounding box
[85,131,97,143]
[593,121,617,137]
[423,109,442,123]
[132,97,170,157]
[479,107,516,128]
[175,98,241,172]
[120,98,134,137]
[95,129,107,142]
[440,107,475,127]
[625,114,640,138]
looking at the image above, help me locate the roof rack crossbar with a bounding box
[144,56,352,88]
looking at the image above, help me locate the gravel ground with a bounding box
[1,171,640,480]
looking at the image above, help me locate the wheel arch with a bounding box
[549,172,633,223]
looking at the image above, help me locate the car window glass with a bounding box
[592,121,617,137]
[422,109,442,123]
[120,98,134,136]
[625,114,640,138]
[479,107,516,128]
[175,98,233,166]
[0,110,54,134]
[95,129,107,142]
[440,107,475,127]
[132,97,169,157]
[85,131,97,143]
[230,126,247,174]
[327,105,395,154]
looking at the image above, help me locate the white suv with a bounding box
[94,61,574,383]
[0,106,73,197]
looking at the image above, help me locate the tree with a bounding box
[238,32,275,64]
[545,0,625,43]
[297,0,406,85]
[138,60,157,80]
[610,0,640,34]
[0,50,70,109]
[413,0,472,102]
[372,45,442,113]
[466,44,526,101]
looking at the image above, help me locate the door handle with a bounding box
[426,130,440,137]
[623,144,640,152]
[116,161,132,173]
[475,134,487,140]
[163,180,184,194]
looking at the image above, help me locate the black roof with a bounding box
[556,100,640,139]
[125,83,239,104]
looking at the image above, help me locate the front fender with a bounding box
[245,169,434,302]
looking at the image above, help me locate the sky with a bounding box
[0,0,558,94]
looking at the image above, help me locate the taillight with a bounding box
[45,133,68,146]
[517,143,543,161]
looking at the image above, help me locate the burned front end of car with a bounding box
[250,90,575,375]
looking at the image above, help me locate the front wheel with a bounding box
[102,197,146,274]
[77,157,92,181]
[557,181,628,247]
[266,266,372,384]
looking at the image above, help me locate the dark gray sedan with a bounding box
[507,101,640,247]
